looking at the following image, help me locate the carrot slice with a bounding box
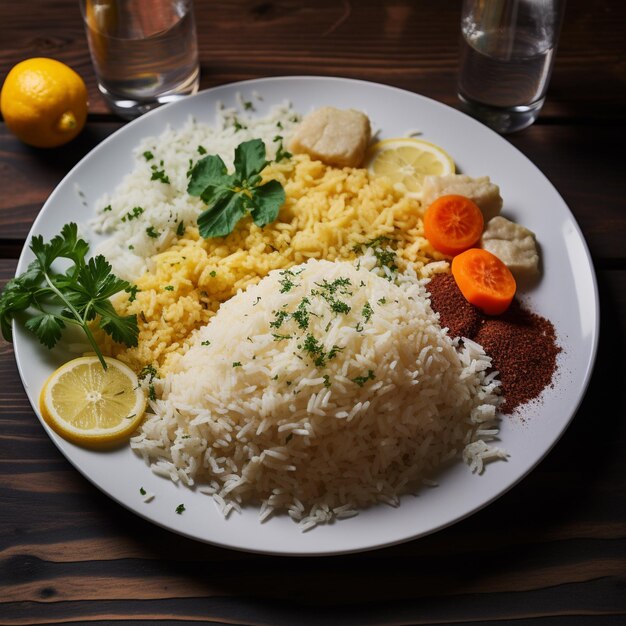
[423,194,484,256]
[451,248,516,315]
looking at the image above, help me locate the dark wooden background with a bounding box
[1,1,625,624]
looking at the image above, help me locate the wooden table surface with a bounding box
[1,1,625,624]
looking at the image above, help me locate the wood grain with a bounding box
[0,0,625,118]
[1,0,625,623]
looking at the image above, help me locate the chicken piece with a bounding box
[422,174,503,222]
[480,216,541,284]
[288,106,371,168]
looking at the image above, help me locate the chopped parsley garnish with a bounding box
[377,297,387,305]
[302,334,342,367]
[176,221,186,236]
[278,269,298,293]
[187,138,285,239]
[143,151,154,161]
[272,333,292,341]
[175,504,185,514]
[209,270,217,277]
[292,297,311,329]
[232,361,242,367]
[352,370,375,387]
[126,284,139,302]
[146,226,160,238]
[270,309,291,328]
[353,237,398,276]
[150,164,170,184]
[121,206,144,222]
[140,487,146,495]
[0,223,138,370]
[362,302,373,322]
[273,135,292,162]
[201,340,210,346]
[103,204,112,212]
[323,374,331,388]
[164,285,174,291]
[138,364,158,401]
[197,145,207,155]
[330,300,351,314]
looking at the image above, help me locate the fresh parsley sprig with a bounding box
[187,138,286,239]
[0,223,138,370]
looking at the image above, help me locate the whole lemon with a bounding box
[0,58,88,148]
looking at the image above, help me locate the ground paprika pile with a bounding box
[427,273,560,414]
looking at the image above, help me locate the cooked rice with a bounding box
[91,99,302,281]
[101,152,448,372]
[92,99,449,373]
[131,252,503,530]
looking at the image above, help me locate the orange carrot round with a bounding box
[423,194,484,256]
[451,248,516,315]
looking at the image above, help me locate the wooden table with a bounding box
[1,1,625,623]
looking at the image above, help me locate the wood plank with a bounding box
[0,123,124,245]
[0,0,624,119]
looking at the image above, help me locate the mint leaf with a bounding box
[249,180,285,227]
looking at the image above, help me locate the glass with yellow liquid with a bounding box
[80,0,200,119]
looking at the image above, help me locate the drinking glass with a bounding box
[80,0,200,119]
[457,0,566,133]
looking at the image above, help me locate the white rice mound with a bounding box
[131,252,504,530]
[91,97,300,281]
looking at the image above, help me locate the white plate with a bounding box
[13,76,599,556]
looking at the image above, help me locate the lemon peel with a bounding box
[366,137,455,200]
[0,58,88,148]
[39,356,147,449]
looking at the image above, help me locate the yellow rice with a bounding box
[104,154,444,372]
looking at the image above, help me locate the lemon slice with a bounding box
[366,137,455,199]
[39,356,147,449]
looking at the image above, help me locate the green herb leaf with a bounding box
[94,299,139,347]
[0,224,139,369]
[197,193,248,239]
[234,138,267,181]
[187,154,230,197]
[25,313,65,349]
[249,179,285,228]
[188,139,285,239]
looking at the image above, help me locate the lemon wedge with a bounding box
[366,137,455,199]
[39,356,147,449]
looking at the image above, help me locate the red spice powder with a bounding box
[427,273,560,414]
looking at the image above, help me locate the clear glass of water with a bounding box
[80,0,200,119]
[457,0,566,134]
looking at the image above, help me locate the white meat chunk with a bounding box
[288,106,371,168]
[422,174,503,222]
[480,216,541,284]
